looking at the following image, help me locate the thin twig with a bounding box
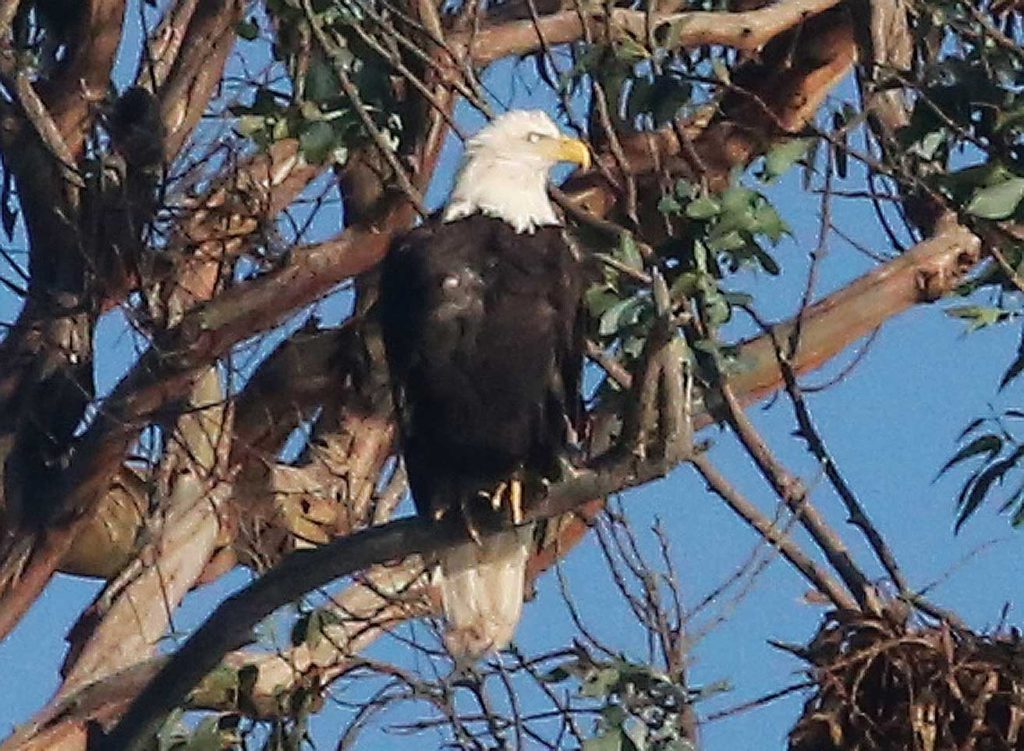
[690,453,858,612]
[303,1,427,217]
[715,379,881,615]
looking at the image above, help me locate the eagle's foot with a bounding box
[489,481,508,512]
[483,478,524,525]
[555,454,584,481]
[509,478,523,525]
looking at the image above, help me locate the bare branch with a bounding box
[157,0,245,160]
[457,0,847,65]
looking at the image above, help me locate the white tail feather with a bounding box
[435,525,532,662]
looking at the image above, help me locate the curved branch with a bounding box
[99,431,681,751]
[157,0,245,159]
[460,0,846,66]
[722,221,981,410]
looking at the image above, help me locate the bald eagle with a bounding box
[379,111,591,660]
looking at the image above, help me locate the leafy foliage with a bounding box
[231,0,401,164]
[900,1,1024,210]
[903,0,1024,530]
[543,649,699,751]
[585,171,790,400]
[153,711,240,751]
[940,410,1024,530]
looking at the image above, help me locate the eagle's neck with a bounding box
[443,155,559,234]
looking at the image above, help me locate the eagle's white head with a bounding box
[444,110,591,234]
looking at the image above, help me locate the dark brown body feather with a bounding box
[379,213,586,520]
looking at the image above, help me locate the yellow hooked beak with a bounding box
[547,137,591,170]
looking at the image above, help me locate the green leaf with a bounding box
[250,87,280,115]
[540,665,573,683]
[719,185,756,215]
[708,230,746,252]
[621,334,645,358]
[599,296,647,337]
[684,196,720,220]
[752,202,789,243]
[669,272,699,300]
[583,730,623,751]
[236,18,260,40]
[582,666,621,697]
[156,709,188,751]
[704,295,731,326]
[945,304,1011,330]
[305,58,341,104]
[586,285,621,318]
[183,716,226,751]
[752,247,781,276]
[602,705,628,727]
[1000,327,1024,389]
[956,449,1024,532]
[657,194,682,215]
[625,79,654,124]
[965,176,1024,219]
[621,719,647,751]
[711,57,730,83]
[762,138,813,182]
[235,114,266,138]
[650,75,692,126]
[616,234,644,272]
[299,120,338,164]
[722,290,753,307]
[271,117,291,141]
[908,129,947,160]
[290,612,311,647]
[615,36,649,63]
[938,434,1003,476]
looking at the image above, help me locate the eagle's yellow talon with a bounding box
[509,478,523,525]
[491,481,507,511]
[483,478,523,524]
[466,518,483,546]
[461,497,484,545]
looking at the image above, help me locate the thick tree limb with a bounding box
[59,367,232,694]
[0,206,412,642]
[98,430,690,751]
[139,0,202,92]
[157,0,245,159]
[458,0,847,66]
[721,221,981,410]
[42,0,126,157]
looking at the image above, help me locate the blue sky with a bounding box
[2,6,1024,750]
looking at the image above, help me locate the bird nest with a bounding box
[788,612,1024,751]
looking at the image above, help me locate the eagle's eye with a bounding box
[527,132,544,144]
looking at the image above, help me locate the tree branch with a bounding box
[457,0,847,66]
[99,430,692,751]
